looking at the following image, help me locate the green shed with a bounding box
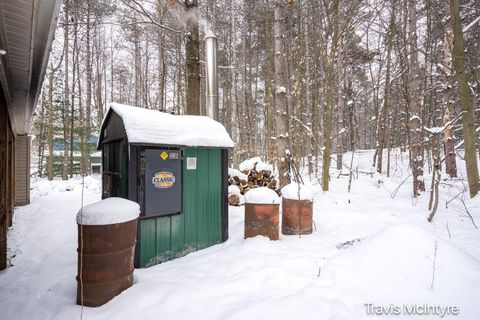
[98,103,234,268]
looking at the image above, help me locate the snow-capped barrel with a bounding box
[76,197,140,307]
[244,187,280,240]
[281,183,313,235]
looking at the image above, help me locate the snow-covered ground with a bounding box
[1,150,480,319]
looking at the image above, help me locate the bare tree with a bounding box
[408,0,425,196]
[274,0,290,188]
[449,0,479,198]
[185,0,201,115]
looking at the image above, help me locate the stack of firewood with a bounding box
[228,158,279,206]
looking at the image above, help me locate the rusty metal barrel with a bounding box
[281,183,313,235]
[76,197,140,307]
[244,187,280,240]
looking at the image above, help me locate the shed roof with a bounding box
[101,103,234,148]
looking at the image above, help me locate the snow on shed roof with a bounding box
[103,103,234,148]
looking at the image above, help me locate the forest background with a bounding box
[32,0,480,202]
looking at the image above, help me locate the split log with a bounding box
[228,194,240,206]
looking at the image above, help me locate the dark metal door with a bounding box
[144,149,182,217]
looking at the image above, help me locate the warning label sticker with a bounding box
[152,171,176,189]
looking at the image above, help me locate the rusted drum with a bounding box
[244,203,280,240]
[281,198,313,235]
[244,187,280,240]
[76,197,140,307]
[77,219,137,307]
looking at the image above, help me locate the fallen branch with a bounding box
[430,241,438,290]
[391,174,411,199]
[460,198,478,229]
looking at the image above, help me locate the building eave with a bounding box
[0,0,62,135]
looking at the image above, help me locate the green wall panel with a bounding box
[170,213,185,255]
[140,218,156,267]
[138,147,223,267]
[196,149,210,250]
[208,149,222,246]
[183,148,198,252]
[156,217,172,261]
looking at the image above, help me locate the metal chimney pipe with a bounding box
[205,36,218,120]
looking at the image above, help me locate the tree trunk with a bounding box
[264,0,274,166]
[321,0,340,191]
[449,0,479,197]
[376,0,395,174]
[336,37,344,171]
[230,0,239,166]
[62,0,70,180]
[440,21,457,178]
[70,2,79,178]
[274,0,291,188]
[84,0,92,175]
[133,19,142,107]
[157,0,165,111]
[185,0,200,115]
[408,0,425,197]
[305,20,313,178]
[47,71,54,180]
[94,25,103,125]
[37,94,46,176]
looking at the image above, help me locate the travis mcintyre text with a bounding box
[364,303,460,317]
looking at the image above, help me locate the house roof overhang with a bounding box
[0,0,61,135]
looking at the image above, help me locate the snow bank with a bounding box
[244,187,280,204]
[106,103,234,148]
[281,183,313,201]
[77,197,140,225]
[228,168,248,180]
[4,149,480,320]
[323,224,480,310]
[239,157,273,172]
[30,176,101,200]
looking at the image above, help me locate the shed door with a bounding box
[144,149,182,217]
[102,140,127,198]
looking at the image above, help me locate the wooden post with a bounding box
[0,104,8,270]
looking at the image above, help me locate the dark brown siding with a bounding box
[15,135,30,206]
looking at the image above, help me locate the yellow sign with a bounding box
[160,151,168,160]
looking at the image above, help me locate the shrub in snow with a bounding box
[244,187,280,205]
[37,182,50,197]
[77,197,140,225]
